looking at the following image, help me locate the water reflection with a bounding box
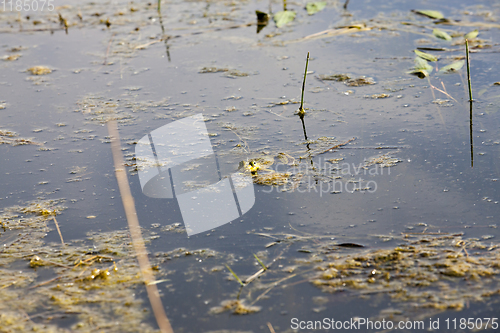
[470,100,474,168]
[135,114,255,236]
[157,2,171,61]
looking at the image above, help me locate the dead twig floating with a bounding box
[244,249,285,285]
[52,216,65,246]
[135,22,254,49]
[103,33,116,66]
[107,120,174,333]
[314,137,356,156]
[267,322,276,333]
[287,24,372,44]
[429,82,458,103]
[250,274,297,306]
[29,275,63,289]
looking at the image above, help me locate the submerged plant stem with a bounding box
[108,120,174,333]
[470,101,473,168]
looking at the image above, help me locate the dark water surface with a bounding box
[1,0,499,331]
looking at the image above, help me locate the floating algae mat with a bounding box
[308,234,500,316]
[3,199,499,331]
[0,200,222,332]
[0,200,162,332]
[212,228,500,326]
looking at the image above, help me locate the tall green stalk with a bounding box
[465,39,474,167]
[225,265,245,286]
[298,52,310,141]
[298,52,310,116]
[465,39,473,102]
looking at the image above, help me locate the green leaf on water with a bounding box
[464,29,479,40]
[439,60,464,74]
[413,10,444,19]
[253,254,267,270]
[306,1,326,15]
[274,10,296,28]
[408,69,429,79]
[414,49,438,62]
[408,57,433,78]
[433,28,452,41]
[414,57,433,72]
[225,264,245,286]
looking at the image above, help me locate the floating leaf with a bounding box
[414,57,433,72]
[464,29,479,40]
[253,254,267,270]
[414,49,438,62]
[434,18,456,24]
[408,69,429,79]
[417,47,447,52]
[256,11,269,33]
[306,1,326,15]
[433,28,452,41]
[408,57,433,78]
[256,10,269,24]
[439,60,464,74]
[225,264,245,286]
[412,10,444,19]
[274,10,296,28]
[338,243,364,248]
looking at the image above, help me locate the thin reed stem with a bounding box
[465,39,473,102]
[299,52,310,113]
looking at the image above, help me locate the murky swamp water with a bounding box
[0,0,500,332]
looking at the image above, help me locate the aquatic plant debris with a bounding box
[1,1,500,331]
[409,57,433,78]
[243,229,500,322]
[0,199,187,332]
[319,74,351,81]
[368,93,390,99]
[439,60,464,74]
[199,67,229,73]
[433,28,452,41]
[414,49,438,62]
[344,76,375,87]
[274,10,296,28]
[0,129,41,146]
[308,233,500,316]
[2,54,21,61]
[412,10,444,20]
[209,300,261,315]
[27,66,52,75]
[464,29,479,40]
[362,152,401,168]
[306,2,326,15]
